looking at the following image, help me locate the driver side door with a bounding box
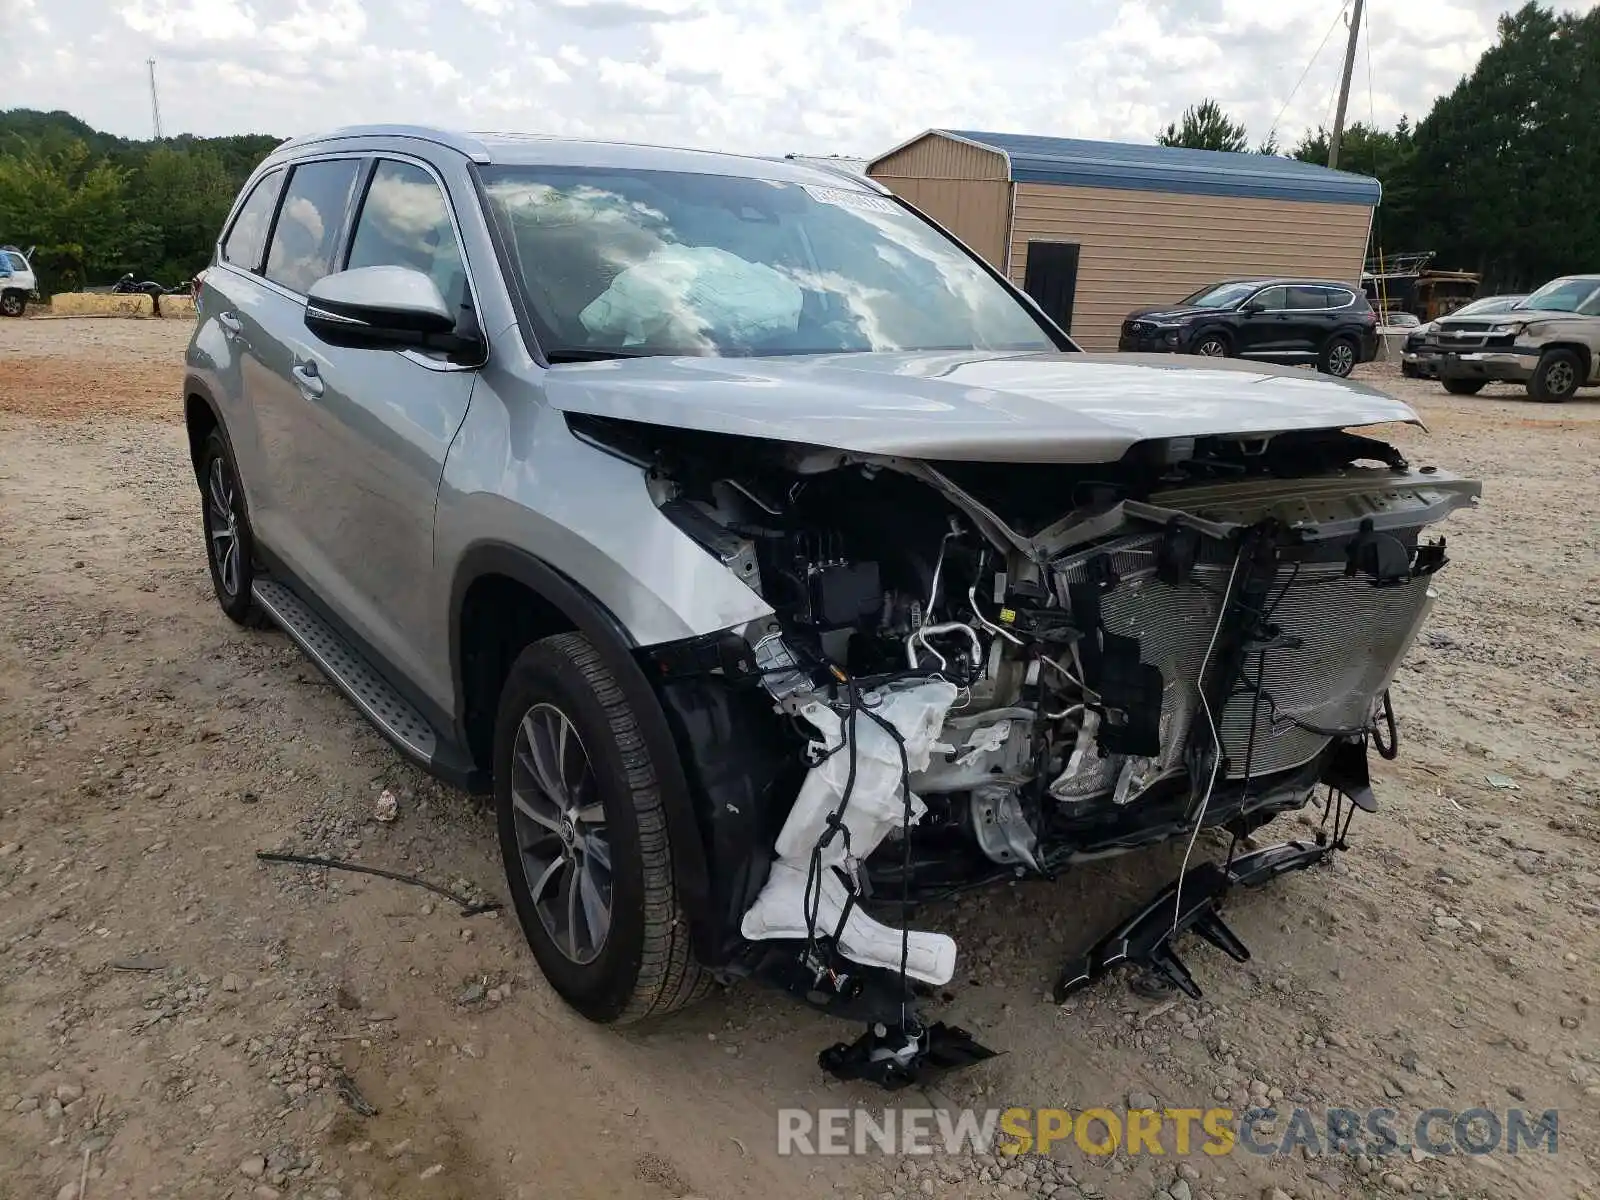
[1234,285,1289,357]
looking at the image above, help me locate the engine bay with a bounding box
[577,410,1479,1022]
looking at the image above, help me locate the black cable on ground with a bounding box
[255,851,503,916]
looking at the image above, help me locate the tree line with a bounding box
[0,109,279,295]
[1157,2,1600,291]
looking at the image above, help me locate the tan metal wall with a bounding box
[1007,182,1373,351]
[871,133,1008,181]
[868,133,1012,268]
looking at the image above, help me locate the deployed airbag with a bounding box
[579,244,803,347]
[741,680,959,985]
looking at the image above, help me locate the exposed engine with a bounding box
[579,412,1478,992]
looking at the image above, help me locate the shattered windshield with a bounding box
[1523,276,1600,315]
[479,166,1059,359]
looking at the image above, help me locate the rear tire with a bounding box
[0,290,25,318]
[1527,349,1583,402]
[1442,378,1486,396]
[1318,336,1358,377]
[495,632,710,1024]
[196,429,261,625]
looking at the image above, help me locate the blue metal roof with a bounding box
[939,129,1380,206]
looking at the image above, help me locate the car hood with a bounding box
[1124,305,1216,323]
[1440,308,1591,330]
[543,350,1418,464]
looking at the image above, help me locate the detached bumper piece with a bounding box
[819,1020,998,1091]
[1053,839,1332,1003]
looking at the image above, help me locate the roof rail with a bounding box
[273,125,492,163]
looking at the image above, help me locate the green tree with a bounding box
[0,140,130,292]
[0,107,280,292]
[1157,99,1250,152]
[1398,2,1600,288]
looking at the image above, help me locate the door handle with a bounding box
[217,311,243,337]
[292,360,325,399]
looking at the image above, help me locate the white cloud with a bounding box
[5,0,1597,162]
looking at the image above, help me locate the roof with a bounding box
[874,129,1380,206]
[270,125,888,191]
[1208,277,1362,288]
[782,153,871,178]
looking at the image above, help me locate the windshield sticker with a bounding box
[803,185,898,214]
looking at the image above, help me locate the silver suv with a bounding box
[187,126,1477,1075]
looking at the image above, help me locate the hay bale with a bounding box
[50,292,155,317]
[159,294,197,319]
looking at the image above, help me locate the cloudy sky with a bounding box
[5,0,1597,158]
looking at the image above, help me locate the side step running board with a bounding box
[252,578,441,767]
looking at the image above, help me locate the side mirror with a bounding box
[1240,302,1264,314]
[305,266,480,356]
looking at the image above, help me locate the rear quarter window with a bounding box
[221,169,285,271]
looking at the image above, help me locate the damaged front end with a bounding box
[608,412,1479,1085]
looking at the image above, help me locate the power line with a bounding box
[1267,0,1352,148]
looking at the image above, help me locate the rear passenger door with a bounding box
[285,157,480,702]
[246,156,365,590]
[200,166,286,522]
[1284,285,1335,360]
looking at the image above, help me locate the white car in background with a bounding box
[1,245,37,317]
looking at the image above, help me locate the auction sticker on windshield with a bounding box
[803,184,898,213]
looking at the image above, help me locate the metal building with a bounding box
[866,129,1381,351]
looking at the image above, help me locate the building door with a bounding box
[1022,241,1080,335]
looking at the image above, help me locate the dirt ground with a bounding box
[1,317,1596,1200]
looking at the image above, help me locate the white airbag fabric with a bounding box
[578,244,802,346]
[741,680,960,985]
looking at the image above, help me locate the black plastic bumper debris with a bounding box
[1054,839,1332,1003]
[818,1020,998,1090]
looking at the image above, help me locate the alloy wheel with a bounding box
[1197,338,1226,356]
[1328,342,1355,376]
[206,457,242,597]
[0,294,22,317]
[510,702,612,965]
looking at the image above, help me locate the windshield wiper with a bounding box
[545,348,654,363]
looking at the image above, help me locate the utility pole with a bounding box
[147,58,164,140]
[1328,0,1364,169]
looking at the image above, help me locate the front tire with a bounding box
[495,632,710,1024]
[0,290,25,317]
[1527,349,1583,402]
[1442,378,1486,395]
[197,429,261,625]
[1192,333,1230,358]
[1319,336,1358,377]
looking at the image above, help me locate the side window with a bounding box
[1327,289,1357,309]
[1287,286,1329,310]
[1251,286,1287,310]
[345,160,467,310]
[264,159,361,294]
[221,169,284,271]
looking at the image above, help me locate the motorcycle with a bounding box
[111,273,194,316]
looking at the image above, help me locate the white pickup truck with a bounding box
[1,245,38,317]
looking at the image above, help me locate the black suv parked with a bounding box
[1119,277,1380,377]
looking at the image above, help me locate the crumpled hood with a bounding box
[543,350,1419,464]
